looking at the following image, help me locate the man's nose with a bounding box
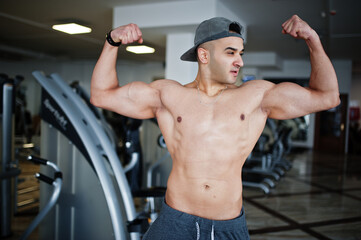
[234,56,243,68]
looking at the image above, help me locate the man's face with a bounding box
[208,37,244,84]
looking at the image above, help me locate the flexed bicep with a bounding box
[91,22,160,119]
[261,82,329,120]
[91,81,163,119]
[262,15,340,119]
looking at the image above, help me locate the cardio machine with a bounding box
[1,74,22,238]
[20,155,62,240]
[32,71,168,240]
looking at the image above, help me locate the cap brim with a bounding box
[180,45,198,62]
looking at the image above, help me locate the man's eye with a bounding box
[240,53,244,56]
[227,52,234,55]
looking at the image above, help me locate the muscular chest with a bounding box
[188,106,245,132]
[160,83,268,131]
[157,85,268,160]
[167,90,251,139]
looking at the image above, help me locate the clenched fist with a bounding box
[282,15,317,41]
[110,23,143,45]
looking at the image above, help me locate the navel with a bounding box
[177,116,182,123]
[240,114,245,121]
[204,184,210,190]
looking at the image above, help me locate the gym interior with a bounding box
[1,0,361,239]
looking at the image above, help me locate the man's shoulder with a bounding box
[242,79,273,86]
[239,79,275,92]
[150,79,183,89]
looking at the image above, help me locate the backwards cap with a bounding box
[180,17,244,62]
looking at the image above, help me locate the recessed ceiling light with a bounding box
[52,23,92,34]
[126,45,155,54]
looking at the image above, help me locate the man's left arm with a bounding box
[262,15,340,120]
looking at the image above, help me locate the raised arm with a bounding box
[262,15,340,119]
[90,24,162,119]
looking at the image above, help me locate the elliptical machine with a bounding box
[20,156,62,240]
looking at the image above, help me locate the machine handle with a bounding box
[54,171,63,180]
[35,173,54,185]
[28,155,48,165]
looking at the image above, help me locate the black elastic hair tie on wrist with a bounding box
[106,30,122,47]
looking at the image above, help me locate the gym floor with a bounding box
[244,150,361,240]
[8,149,361,240]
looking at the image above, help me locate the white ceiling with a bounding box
[0,0,360,71]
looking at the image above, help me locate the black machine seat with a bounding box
[132,186,167,198]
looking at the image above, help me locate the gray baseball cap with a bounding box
[180,17,244,62]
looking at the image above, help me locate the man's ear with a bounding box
[197,47,209,64]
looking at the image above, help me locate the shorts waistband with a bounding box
[160,200,246,231]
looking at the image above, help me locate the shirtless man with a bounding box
[91,15,339,240]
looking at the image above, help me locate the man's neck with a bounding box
[195,75,228,97]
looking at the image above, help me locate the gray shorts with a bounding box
[142,200,250,240]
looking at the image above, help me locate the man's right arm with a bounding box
[90,24,162,119]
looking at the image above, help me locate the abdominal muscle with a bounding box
[165,154,245,220]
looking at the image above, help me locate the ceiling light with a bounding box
[52,23,92,34]
[126,45,155,54]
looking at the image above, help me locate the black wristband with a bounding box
[106,30,121,47]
